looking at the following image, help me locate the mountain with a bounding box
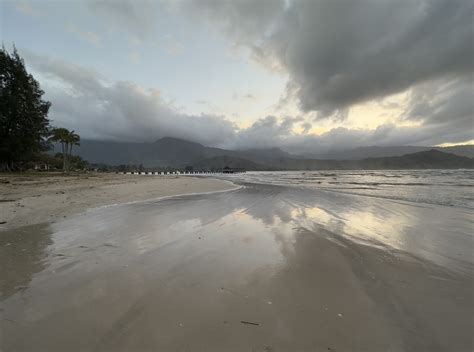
[441,145,474,158]
[252,150,474,170]
[301,145,474,160]
[192,156,271,171]
[69,137,289,167]
[193,150,474,170]
[355,150,474,169]
[67,137,474,170]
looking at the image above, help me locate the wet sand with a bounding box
[1,183,473,351]
[0,173,236,230]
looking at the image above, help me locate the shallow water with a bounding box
[220,169,474,209]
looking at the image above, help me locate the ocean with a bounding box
[219,169,474,209]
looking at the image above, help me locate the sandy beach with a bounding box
[0,173,236,231]
[1,174,473,351]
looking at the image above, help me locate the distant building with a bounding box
[34,163,51,171]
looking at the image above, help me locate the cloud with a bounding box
[25,51,105,93]
[13,0,44,17]
[300,122,312,134]
[232,118,473,155]
[186,0,285,45]
[187,0,474,120]
[25,51,472,154]
[232,93,257,101]
[233,116,301,149]
[67,24,101,47]
[25,52,237,147]
[404,75,473,129]
[88,0,157,38]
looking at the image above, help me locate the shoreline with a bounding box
[0,173,236,231]
[1,181,471,350]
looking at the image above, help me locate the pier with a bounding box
[116,169,246,176]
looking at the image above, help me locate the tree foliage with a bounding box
[49,127,81,172]
[0,46,51,170]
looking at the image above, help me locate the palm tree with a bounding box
[49,127,69,171]
[49,127,80,172]
[66,130,80,171]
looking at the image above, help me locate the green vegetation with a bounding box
[0,46,82,172]
[0,46,51,171]
[49,127,81,172]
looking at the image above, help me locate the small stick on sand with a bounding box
[240,320,260,326]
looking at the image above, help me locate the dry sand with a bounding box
[0,173,236,231]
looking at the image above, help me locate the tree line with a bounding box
[0,46,81,172]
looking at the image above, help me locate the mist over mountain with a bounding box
[301,145,474,160]
[261,150,474,170]
[69,137,474,168]
[67,137,291,167]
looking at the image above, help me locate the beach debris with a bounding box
[103,243,118,248]
[267,301,272,305]
[337,313,343,317]
[0,221,6,224]
[241,320,260,326]
[14,285,28,292]
[178,323,184,327]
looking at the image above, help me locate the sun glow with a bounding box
[436,140,474,147]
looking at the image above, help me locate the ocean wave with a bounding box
[221,170,474,209]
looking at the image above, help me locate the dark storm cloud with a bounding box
[190,0,285,44]
[405,76,474,129]
[189,0,474,119]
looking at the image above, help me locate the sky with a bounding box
[1,0,473,154]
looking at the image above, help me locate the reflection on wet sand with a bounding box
[1,184,472,351]
[0,223,52,300]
